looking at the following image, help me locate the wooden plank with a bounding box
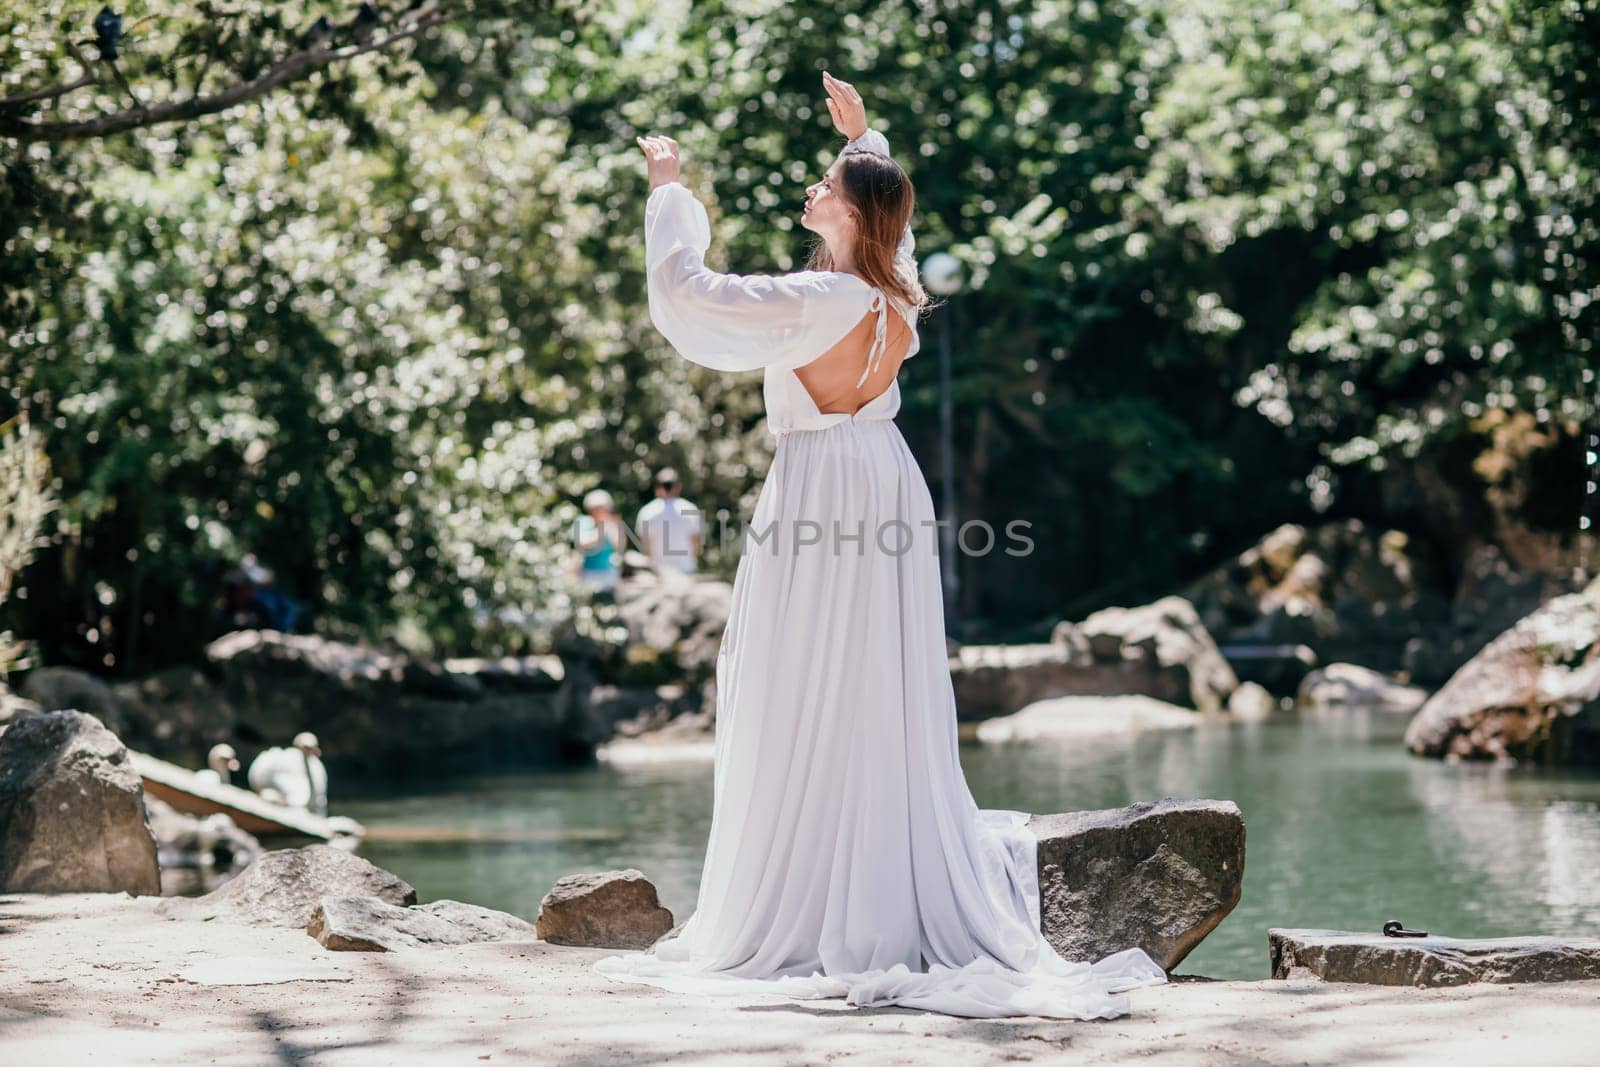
[131,750,363,843]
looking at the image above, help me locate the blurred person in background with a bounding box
[636,466,703,576]
[573,488,624,598]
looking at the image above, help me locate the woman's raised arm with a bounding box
[823,73,916,277]
[639,136,874,374]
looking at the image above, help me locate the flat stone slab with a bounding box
[308,896,537,952]
[175,956,356,986]
[1269,928,1600,986]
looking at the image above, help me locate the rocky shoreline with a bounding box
[4,890,1596,1065]
[6,521,1598,775]
[5,672,1600,1060]
[0,704,1248,972]
[9,706,1599,994]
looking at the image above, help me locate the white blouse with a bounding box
[643,129,922,437]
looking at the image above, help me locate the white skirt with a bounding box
[593,418,1167,1018]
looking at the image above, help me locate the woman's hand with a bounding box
[636,134,681,191]
[823,71,868,141]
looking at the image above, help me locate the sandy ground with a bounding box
[2,893,1596,1066]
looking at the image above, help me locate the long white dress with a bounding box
[592,130,1168,1019]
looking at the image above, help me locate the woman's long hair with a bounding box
[805,147,931,323]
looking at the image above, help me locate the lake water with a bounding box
[337,710,1600,980]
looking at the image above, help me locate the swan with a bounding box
[192,743,240,788]
[247,731,328,815]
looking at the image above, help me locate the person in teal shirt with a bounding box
[575,488,624,596]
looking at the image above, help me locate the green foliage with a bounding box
[0,416,54,674]
[1,0,1595,668]
[1147,0,1598,475]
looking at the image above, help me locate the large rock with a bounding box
[1181,521,1569,689]
[1031,798,1244,973]
[1403,578,1600,764]
[976,695,1198,742]
[205,631,577,775]
[418,898,541,942]
[558,572,732,747]
[948,643,1089,721]
[1064,596,1240,714]
[0,709,160,894]
[158,845,415,927]
[19,646,580,775]
[951,598,1237,720]
[1269,929,1600,986]
[535,868,674,949]
[597,705,716,764]
[18,666,245,774]
[308,896,538,952]
[611,571,732,683]
[21,622,725,774]
[1226,681,1279,721]
[1182,522,1444,682]
[1297,663,1428,714]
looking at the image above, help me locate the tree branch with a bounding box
[0,6,448,144]
[0,40,100,108]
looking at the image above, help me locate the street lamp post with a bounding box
[921,252,963,637]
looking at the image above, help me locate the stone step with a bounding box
[1269,928,1600,986]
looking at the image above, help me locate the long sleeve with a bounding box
[842,128,917,281]
[644,182,873,373]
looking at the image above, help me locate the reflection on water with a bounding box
[336,712,1600,980]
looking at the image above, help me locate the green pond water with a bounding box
[337,710,1600,981]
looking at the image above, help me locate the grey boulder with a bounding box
[612,571,732,682]
[1298,663,1427,714]
[952,597,1239,720]
[205,630,572,776]
[976,695,1198,742]
[949,643,1092,721]
[0,709,159,895]
[309,896,538,951]
[1068,596,1240,714]
[159,844,415,927]
[1032,797,1244,973]
[1227,681,1279,721]
[1404,577,1600,764]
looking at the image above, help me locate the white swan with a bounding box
[192,743,240,788]
[247,731,328,815]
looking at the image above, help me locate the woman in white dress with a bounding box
[593,72,1167,1020]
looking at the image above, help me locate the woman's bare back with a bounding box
[794,306,915,415]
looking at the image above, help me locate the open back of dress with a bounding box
[796,302,916,415]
